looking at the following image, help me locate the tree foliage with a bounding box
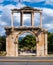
[0,36,6,51]
[0,32,53,53]
[19,35,36,50]
[47,32,53,53]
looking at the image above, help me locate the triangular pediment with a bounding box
[11,6,42,12]
[21,7,34,10]
[20,6,42,11]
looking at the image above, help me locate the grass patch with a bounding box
[0,51,6,56]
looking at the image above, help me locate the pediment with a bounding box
[20,6,34,10]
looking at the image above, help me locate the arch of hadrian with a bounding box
[4,7,48,57]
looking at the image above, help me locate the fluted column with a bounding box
[31,12,34,26]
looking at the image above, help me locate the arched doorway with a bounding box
[18,32,36,56]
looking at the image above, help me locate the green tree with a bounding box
[48,32,53,53]
[0,36,6,51]
[19,35,36,50]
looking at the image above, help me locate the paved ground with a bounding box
[0,62,53,65]
[0,56,53,65]
[0,56,53,60]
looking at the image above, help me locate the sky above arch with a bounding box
[0,0,53,36]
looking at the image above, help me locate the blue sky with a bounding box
[0,0,53,36]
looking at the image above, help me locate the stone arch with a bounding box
[17,31,37,55]
[18,31,36,38]
[15,30,39,43]
[5,6,48,57]
[15,30,39,44]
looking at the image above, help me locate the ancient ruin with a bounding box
[4,7,47,57]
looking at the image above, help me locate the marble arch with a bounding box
[4,7,48,57]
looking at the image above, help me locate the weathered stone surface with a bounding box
[5,7,47,57]
[5,27,47,57]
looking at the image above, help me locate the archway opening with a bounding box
[18,32,36,56]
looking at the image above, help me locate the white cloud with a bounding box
[0,3,26,27]
[0,21,7,26]
[44,23,53,30]
[20,0,44,2]
[2,2,26,9]
[23,14,30,21]
[16,3,26,9]
[13,13,20,23]
[0,5,15,28]
[13,13,31,24]
[20,32,31,37]
[43,8,53,16]
[4,4,16,9]
[13,0,53,5]
[0,2,53,34]
[46,0,53,5]
[42,8,53,22]
[0,5,3,11]
[42,8,53,31]
[34,7,53,31]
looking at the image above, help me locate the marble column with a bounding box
[31,12,34,26]
[20,11,23,26]
[44,32,48,56]
[40,12,42,28]
[11,12,14,27]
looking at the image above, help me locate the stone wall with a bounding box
[6,28,47,57]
